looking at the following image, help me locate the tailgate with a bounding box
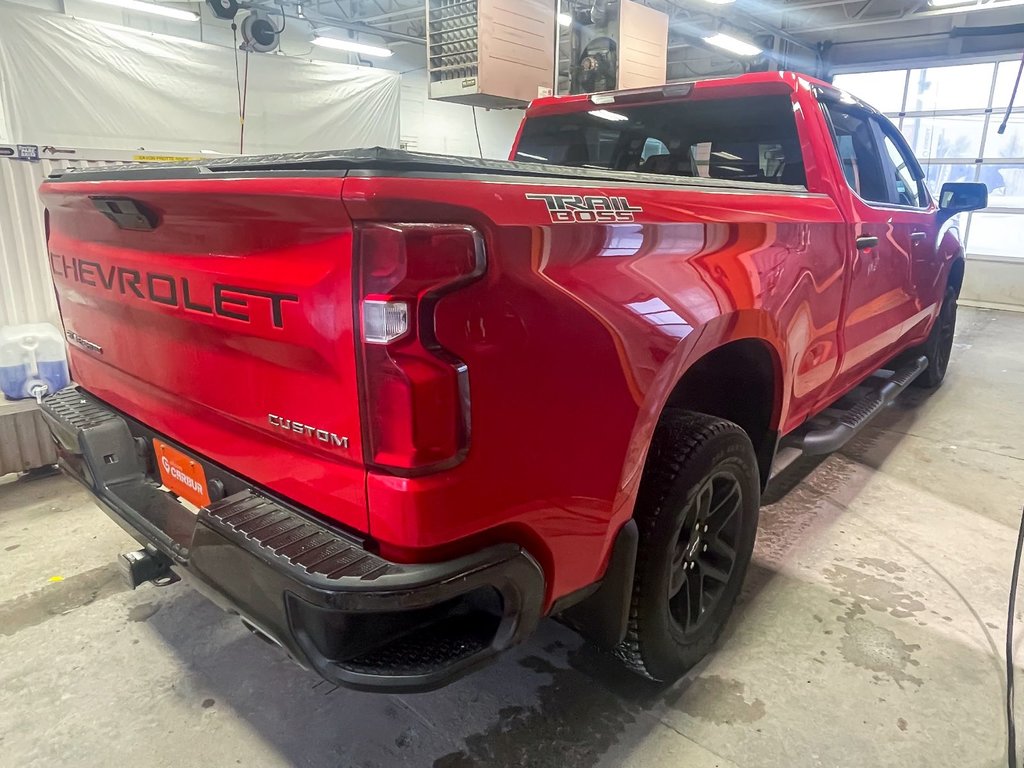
[39,176,368,532]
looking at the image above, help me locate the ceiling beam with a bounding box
[775,0,864,11]
[352,5,425,24]
[253,2,427,43]
[664,0,819,52]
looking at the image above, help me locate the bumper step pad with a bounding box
[203,491,394,582]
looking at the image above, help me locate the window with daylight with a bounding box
[834,59,1024,260]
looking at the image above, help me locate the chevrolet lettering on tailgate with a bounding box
[49,252,299,328]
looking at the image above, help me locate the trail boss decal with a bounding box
[525,193,643,223]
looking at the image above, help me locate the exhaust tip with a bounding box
[241,618,283,648]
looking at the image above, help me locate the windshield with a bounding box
[514,94,806,187]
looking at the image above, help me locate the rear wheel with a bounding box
[913,285,958,389]
[615,410,759,682]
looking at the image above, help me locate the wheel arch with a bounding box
[616,316,787,515]
[569,332,783,650]
[660,337,784,489]
[948,253,966,297]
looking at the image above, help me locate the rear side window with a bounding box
[514,94,806,187]
[822,103,929,208]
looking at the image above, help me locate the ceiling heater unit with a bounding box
[427,0,556,108]
[566,0,669,95]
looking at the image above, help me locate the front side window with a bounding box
[879,129,928,208]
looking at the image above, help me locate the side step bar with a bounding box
[801,355,927,455]
[771,355,928,478]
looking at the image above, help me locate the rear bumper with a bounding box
[39,387,545,692]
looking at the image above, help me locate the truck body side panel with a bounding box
[343,174,847,601]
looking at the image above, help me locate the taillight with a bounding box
[355,223,485,473]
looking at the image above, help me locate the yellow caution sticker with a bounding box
[132,154,201,163]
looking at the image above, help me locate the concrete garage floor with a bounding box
[3,306,1024,768]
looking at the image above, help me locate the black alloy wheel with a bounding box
[667,472,742,635]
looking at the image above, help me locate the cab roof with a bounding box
[525,71,849,118]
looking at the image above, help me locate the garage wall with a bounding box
[399,67,524,158]
[833,58,1024,311]
[0,0,522,160]
[0,3,401,154]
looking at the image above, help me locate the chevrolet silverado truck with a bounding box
[38,71,988,692]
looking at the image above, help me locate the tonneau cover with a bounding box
[46,147,806,194]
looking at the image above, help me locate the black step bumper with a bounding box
[39,387,545,692]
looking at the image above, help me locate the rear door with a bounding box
[820,101,921,389]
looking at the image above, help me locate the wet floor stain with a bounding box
[128,602,161,623]
[672,675,766,725]
[0,562,127,636]
[837,604,923,689]
[824,563,926,620]
[433,654,637,768]
[394,727,415,749]
[856,557,906,576]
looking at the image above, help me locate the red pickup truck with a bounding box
[39,71,987,692]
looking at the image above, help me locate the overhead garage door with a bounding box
[835,59,1024,310]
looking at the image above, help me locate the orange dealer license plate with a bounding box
[153,439,212,510]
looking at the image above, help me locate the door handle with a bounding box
[855,235,879,250]
[909,231,928,243]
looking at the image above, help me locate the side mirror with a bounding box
[939,182,988,217]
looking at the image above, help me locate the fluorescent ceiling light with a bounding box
[703,32,763,57]
[312,35,394,57]
[86,0,198,21]
[589,109,629,122]
[929,0,1024,9]
[712,150,742,161]
[558,12,572,26]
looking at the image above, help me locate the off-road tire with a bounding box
[912,284,958,389]
[614,410,760,682]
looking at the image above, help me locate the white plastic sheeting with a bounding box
[1,153,129,328]
[0,3,401,153]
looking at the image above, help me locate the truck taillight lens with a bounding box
[355,223,485,473]
[362,300,410,344]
